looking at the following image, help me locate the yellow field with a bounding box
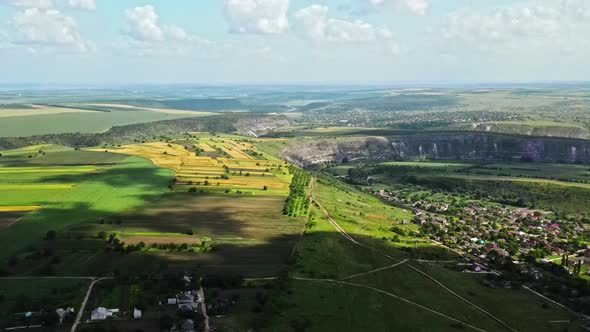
[0,105,93,118]
[94,139,292,194]
[0,206,40,212]
[0,184,75,190]
[199,143,216,152]
[85,103,217,116]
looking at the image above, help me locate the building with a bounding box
[133,308,142,319]
[90,307,118,321]
[56,307,75,324]
[91,307,109,321]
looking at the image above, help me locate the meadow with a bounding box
[0,105,213,137]
[260,177,584,332]
[0,146,174,263]
[50,193,306,276]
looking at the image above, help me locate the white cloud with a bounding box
[224,0,289,34]
[69,0,96,11]
[441,0,590,56]
[124,5,164,41]
[120,5,212,57]
[0,30,8,48]
[124,5,194,43]
[3,0,54,8]
[12,7,92,52]
[367,0,429,16]
[295,5,393,44]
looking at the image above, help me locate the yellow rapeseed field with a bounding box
[0,206,41,212]
[95,139,292,194]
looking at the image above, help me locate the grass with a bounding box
[368,160,590,214]
[0,110,208,137]
[4,193,305,277]
[0,148,174,263]
[0,104,95,117]
[261,176,584,332]
[0,278,89,326]
[312,176,418,245]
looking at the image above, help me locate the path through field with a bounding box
[292,276,488,332]
[308,178,518,332]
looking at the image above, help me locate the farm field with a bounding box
[261,178,584,332]
[0,107,211,137]
[1,138,306,278]
[0,104,94,117]
[2,191,304,278]
[0,146,174,263]
[2,85,590,332]
[97,135,294,196]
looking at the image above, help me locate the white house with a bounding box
[133,308,142,319]
[91,307,109,321]
[90,307,118,321]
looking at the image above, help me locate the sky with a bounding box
[0,0,589,84]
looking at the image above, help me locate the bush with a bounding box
[44,230,57,241]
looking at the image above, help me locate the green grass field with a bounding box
[0,110,207,137]
[0,147,174,263]
[3,192,305,277]
[260,177,584,332]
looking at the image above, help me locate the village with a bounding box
[1,274,229,332]
[374,188,590,279]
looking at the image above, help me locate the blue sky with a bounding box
[0,0,589,84]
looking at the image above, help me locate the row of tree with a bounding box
[283,166,311,217]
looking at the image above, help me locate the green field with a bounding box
[0,109,208,137]
[0,147,174,263]
[2,192,304,277]
[352,161,590,214]
[260,178,584,332]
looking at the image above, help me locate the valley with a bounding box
[1,86,589,332]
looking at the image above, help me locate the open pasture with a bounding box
[100,139,292,195]
[0,147,174,262]
[265,177,583,332]
[8,194,305,277]
[0,104,94,117]
[0,107,207,137]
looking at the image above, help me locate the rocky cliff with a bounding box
[281,133,590,166]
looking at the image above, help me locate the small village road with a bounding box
[71,278,109,332]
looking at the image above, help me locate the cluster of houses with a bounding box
[165,289,205,332]
[167,290,203,310]
[90,307,142,321]
[375,189,590,272]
